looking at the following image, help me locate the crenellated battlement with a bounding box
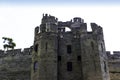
[0,47,32,58]
[42,14,58,24]
[106,51,120,60]
[34,14,103,36]
[91,23,103,34]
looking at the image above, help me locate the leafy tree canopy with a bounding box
[2,37,16,51]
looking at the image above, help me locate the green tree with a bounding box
[2,37,16,50]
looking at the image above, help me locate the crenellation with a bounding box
[113,51,120,55]
[106,51,120,80]
[58,21,71,28]
[91,23,103,35]
[107,51,120,60]
[79,23,87,33]
[34,26,39,35]
[91,23,98,31]
[23,48,31,55]
[57,19,104,35]
[0,48,32,58]
[106,51,111,59]
[73,17,84,23]
[42,13,58,24]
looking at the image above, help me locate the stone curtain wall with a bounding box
[0,48,119,80]
[0,48,32,80]
[106,51,120,80]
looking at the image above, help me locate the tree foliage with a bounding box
[2,37,16,50]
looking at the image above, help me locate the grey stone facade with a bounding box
[0,49,119,80]
[2,14,120,80]
[0,48,32,80]
[106,51,120,80]
[31,14,110,80]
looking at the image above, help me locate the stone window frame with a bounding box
[58,56,61,61]
[67,62,72,71]
[34,44,38,53]
[77,55,81,61]
[91,41,94,50]
[103,61,107,73]
[33,61,38,72]
[45,42,48,52]
[67,45,72,54]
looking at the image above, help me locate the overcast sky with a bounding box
[0,0,120,52]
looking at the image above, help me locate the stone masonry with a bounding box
[106,51,120,80]
[0,48,32,80]
[0,49,119,80]
[0,14,120,80]
[31,14,110,80]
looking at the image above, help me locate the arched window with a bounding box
[33,61,38,72]
[65,27,71,32]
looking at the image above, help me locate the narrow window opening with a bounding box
[46,42,48,51]
[101,43,104,52]
[67,62,72,71]
[58,56,61,61]
[77,56,81,61]
[46,29,49,32]
[67,45,72,54]
[104,61,107,72]
[34,44,38,52]
[91,42,94,50]
[34,61,38,72]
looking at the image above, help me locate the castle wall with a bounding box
[0,14,120,80]
[106,51,120,80]
[80,32,109,80]
[31,14,110,80]
[0,49,119,80]
[37,33,58,80]
[31,14,58,80]
[0,48,32,80]
[58,32,82,80]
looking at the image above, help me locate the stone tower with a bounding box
[31,14,110,80]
